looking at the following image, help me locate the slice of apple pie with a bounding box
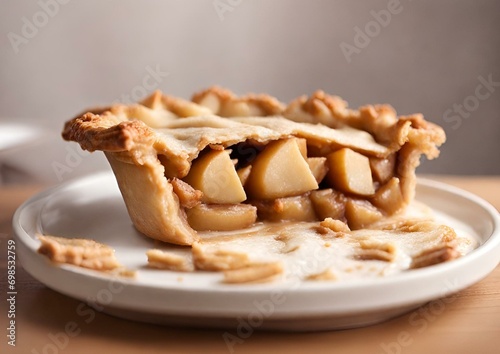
[62,87,446,247]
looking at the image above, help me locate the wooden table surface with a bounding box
[1,176,499,354]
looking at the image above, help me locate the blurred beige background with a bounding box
[1,0,499,177]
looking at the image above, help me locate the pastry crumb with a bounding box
[223,262,283,284]
[110,268,137,278]
[37,234,122,271]
[192,242,250,271]
[146,249,193,272]
[306,269,337,281]
[320,218,351,233]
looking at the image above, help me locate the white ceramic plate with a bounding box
[13,173,500,331]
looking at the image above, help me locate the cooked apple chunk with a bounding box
[296,138,308,158]
[371,177,405,214]
[236,165,252,187]
[245,138,319,200]
[369,154,396,184]
[307,157,328,184]
[253,195,317,222]
[345,199,383,229]
[183,149,246,204]
[326,148,375,196]
[186,204,257,231]
[310,189,346,221]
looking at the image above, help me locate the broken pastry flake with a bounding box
[370,217,438,233]
[109,268,137,278]
[146,249,193,272]
[37,234,121,271]
[355,240,397,262]
[410,244,460,269]
[192,242,251,271]
[170,177,203,208]
[223,262,283,284]
[319,217,351,233]
[305,268,337,281]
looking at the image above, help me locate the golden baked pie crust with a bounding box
[62,87,446,246]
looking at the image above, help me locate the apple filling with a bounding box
[166,136,402,232]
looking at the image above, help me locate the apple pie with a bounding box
[62,86,446,248]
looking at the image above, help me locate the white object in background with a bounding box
[0,122,108,185]
[0,123,42,150]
